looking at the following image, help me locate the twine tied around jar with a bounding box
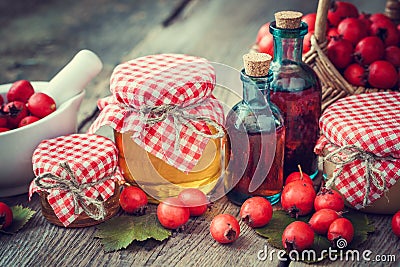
[324,145,397,207]
[34,162,115,221]
[124,102,225,152]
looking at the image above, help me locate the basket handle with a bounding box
[385,0,400,25]
[314,0,330,44]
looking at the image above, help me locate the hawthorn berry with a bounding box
[385,46,400,68]
[302,13,316,32]
[6,80,35,103]
[314,187,345,212]
[282,221,314,252]
[119,186,148,215]
[327,37,354,70]
[256,22,270,44]
[391,210,400,238]
[309,208,341,235]
[354,36,385,65]
[0,114,7,128]
[210,214,240,244]
[0,202,13,229]
[240,196,272,228]
[3,101,29,128]
[157,197,190,230]
[281,180,316,218]
[344,63,367,87]
[338,18,368,46]
[285,165,313,186]
[327,218,354,246]
[18,115,40,128]
[178,188,209,217]
[27,92,56,118]
[367,60,398,89]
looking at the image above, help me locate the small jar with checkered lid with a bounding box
[89,54,227,204]
[29,133,123,227]
[315,92,400,214]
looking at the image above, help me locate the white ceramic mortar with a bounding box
[0,50,103,197]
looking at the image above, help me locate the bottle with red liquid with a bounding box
[268,11,322,180]
[225,53,285,205]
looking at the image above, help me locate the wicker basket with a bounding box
[303,0,400,111]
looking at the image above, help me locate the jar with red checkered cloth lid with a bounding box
[315,92,400,214]
[29,133,123,227]
[88,54,226,203]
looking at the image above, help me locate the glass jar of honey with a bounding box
[114,127,226,203]
[89,54,227,203]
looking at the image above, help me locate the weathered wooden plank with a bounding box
[78,0,388,133]
[1,1,398,267]
[0,0,182,134]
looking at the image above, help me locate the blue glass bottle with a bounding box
[225,53,285,205]
[268,14,322,180]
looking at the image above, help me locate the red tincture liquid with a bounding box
[270,86,320,179]
[225,125,285,205]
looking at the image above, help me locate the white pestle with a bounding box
[45,49,103,106]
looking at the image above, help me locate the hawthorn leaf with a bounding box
[0,205,36,234]
[96,214,171,252]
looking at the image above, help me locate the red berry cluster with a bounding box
[0,80,57,132]
[325,4,399,89]
[119,186,210,230]
[209,196,273,244]
[280,167,353,252]
[119,186,273,245]
[255,1,400,90]
[118,181,400,249]
[156,188,210,230]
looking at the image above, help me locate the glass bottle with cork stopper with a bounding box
[225,52,285,205]
[268,11,322,180]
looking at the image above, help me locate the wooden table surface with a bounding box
[0,0,398,266]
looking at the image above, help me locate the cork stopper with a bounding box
[274,11,303,29]
[243,52,272,77]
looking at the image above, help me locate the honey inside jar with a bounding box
[115,127,227,203]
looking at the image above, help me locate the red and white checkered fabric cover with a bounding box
[315,92,400,209]
[88,54,224,172]
[29,134,123,226]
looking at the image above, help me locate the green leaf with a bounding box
[312,233,331,254]
[343,211,375,248]
[0,205,36,234]
[95,213,172,252]
[255,210,295,249]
